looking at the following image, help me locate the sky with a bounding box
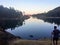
[0,0,60,15]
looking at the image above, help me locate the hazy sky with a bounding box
[0,0,60,14]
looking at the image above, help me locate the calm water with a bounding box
[6,17,60,40]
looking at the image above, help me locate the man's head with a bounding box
[54,26,57,29]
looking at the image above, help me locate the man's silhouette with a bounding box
[52,26,60,45]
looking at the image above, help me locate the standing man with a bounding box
[52,26,60,45]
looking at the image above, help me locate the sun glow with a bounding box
[18,7,53,15]
[10,6,53,15]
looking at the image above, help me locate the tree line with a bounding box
[32,6,60,18]
[0,5,23,19]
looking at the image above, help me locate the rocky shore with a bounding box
[0,30,21,45]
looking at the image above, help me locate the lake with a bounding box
[6,17,60,40]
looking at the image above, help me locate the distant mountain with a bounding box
[32,6,60,18]
[46,6,60,17]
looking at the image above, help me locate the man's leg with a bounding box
[56,41,57,45]
[56,39,58,45]
[53,40,55,45]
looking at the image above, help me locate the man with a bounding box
[52,26,60,45]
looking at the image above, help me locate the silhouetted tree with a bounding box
[0,5,23,18]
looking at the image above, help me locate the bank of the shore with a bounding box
[9,39,60,45]
[1,31,60,45]
[0,30,21,45]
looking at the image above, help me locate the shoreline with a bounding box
[9,39,60,45]
[1,31,60,45]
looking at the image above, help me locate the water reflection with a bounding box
[0,17,60,40]
[6,17,60,40]
[0,20,23,30]
[42,18,60,26]
[34,17,60,26]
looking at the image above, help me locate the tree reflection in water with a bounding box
[42,18,60,26]
[35,17,60,26]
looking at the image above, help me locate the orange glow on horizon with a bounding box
[23,10,45,15]
[22,9,50,15]
[18,7,53,15]
[24,10,48,15]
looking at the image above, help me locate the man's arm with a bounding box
[59,30,60,33]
